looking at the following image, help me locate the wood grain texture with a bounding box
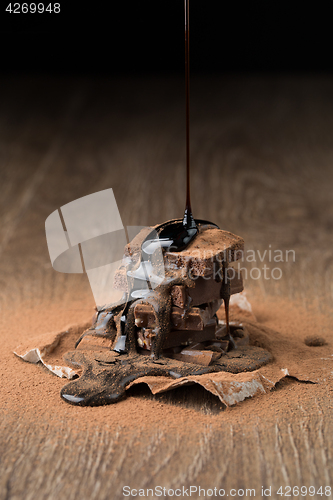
[1,75,333,499]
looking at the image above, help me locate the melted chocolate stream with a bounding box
[156,0,198,253]
[184,0,192,225]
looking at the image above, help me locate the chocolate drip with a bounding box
[221,263,235,350]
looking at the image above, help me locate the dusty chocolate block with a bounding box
[187,277,221,305]
[164,228,244,277]
[170,271,243,309]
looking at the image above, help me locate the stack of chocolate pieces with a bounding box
[114,225,245,366]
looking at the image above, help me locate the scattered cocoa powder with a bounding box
[1,296,333,438]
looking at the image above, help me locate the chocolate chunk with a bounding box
[304,335,326,347]
[134,303,157,328]
[170,271,243,309]
[134,301,221,331]
[171,306,204,330]
[171,301,221,330]
[137,328,157,350]
[164,228,244,277]
[170,285,187,308]
[168,347,222,366]
[137,323,218,351]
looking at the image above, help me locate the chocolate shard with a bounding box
[170,285,187,309]
[168,347,221,366]
[187,340,229,354]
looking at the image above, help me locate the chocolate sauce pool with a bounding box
[155,0,198,254]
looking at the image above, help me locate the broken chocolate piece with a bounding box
[304,336,326,347]
[170,285,188,309]
[228,269,244,295]
[164,228,244,277]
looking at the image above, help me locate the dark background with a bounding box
[1,0,333,75]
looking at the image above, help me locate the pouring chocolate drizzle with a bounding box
[156,0,198,254]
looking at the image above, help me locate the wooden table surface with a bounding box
[1,74,333,499]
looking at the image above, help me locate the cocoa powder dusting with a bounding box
[2,295,333,438]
